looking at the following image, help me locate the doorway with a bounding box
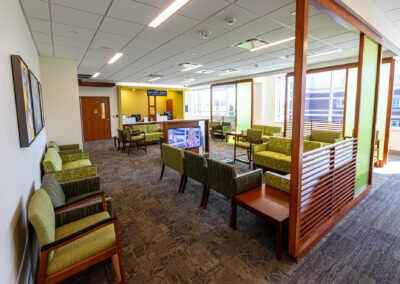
[166,99,173,118]
[80,97,111,141]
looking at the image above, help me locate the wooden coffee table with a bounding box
[230,184,289,259]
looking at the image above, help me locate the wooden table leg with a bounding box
[230,199,237,229]
[275,222,283,260]
[233,136,237,164]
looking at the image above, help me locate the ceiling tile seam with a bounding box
[18,0,41,57]
[48,0,55,57]
[78,0,116,69]
[49,2,106,16]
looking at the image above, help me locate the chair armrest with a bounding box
[233,169,263,195]
[272,132,283,137]
[253,143,268,154]
[59,176,100,199]
[248,138,263,144]
[41,216,117,253]
[304,135,311,141]
[54,191,107,213]
[221,125,231,134]
[333,137,344,143]
[60,152,89,163]
[46,165,97,183]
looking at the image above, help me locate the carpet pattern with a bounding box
[60,140,400,283]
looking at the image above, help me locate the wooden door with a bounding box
[81,97,111,141]
[166,99,173,116]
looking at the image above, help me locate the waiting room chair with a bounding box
[236,129,263,167]
[28,189,126,284]
[181,151,208,205]
[48,141,82,155]
[160,144,185,192]
[211,122,231,141]
[126,128,147,156]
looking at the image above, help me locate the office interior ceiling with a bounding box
[21,0,368,85]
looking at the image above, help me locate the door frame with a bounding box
[79,96,112,142]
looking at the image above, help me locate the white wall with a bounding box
[79,86,119,137]
[389,128,400,152]
[0,0,47,283]
[40,57,83,148]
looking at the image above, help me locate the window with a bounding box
[185,87,210,119]
[392,61,400,128]
[211,84,236,126]
[275,75,286,122]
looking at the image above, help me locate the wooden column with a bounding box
[288,0,309,259]
[383,58,395,164]
[284,75,289,137]
[354,34,365,139]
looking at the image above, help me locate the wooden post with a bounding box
[284,75,289,137]
[354,34,365,139]
[288,0,309,259]
[383,59,395,164]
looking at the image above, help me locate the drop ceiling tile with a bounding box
[32,32,52,45]
[124,38,163,52]
[51,5,103,29]
[134,0,172,9]
[93,31,131,46]
[322,32,359,45]
[137,27,178,43]
[53,35,90,49]
[54,45,86,59]
[51,0,112,15]
[233,16,284,37]
[309,24,350,39]
[235,0,294,16]
[308,13,337,32]
[108,0,161,25]
[21,0,49,20]
[28,18,51,34]
[163,35,205,53]
[265,2,319,26]
[205,4,259,29]
[100,17,145,37]
[385,8,400,21]
[258,27,294,43]
[206,31,249,48]
[52,22,96,40]
[185,22,229,40]
[178,0,230,21]
[159,14,200,33]
[36,43,53,56]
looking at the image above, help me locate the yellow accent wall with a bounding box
[120,87,184,120]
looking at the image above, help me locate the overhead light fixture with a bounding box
[195,69,215,74]
[308,49,343,58]
[148,77,161,82]
[218,69,242,76]
[116,82,185,88]
[108,52,123,64]
[181,64,203,72]
[198,30,211,39]
[149,0,191,28]
[250,37,295,52]
[291,11,296,16]
[225,17,236,26]
[91,72,100,78]
[184,78,196,82]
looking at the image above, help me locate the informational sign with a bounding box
[147,90,167,96]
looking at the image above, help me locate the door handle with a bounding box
[106,119,110,121]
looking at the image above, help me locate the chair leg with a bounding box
[178,175,184,193]
[181,176,188,193]
[112,253,122,282]
[203,187,210,209]
[200,185,207,207]
[114,221,127,284]
[159,164,165,180]
[128,141,131,156]
[230,199,237,229]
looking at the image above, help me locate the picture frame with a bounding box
[11,55,36,147]
[29,70,44,135]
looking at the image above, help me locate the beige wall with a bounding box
[40,57,83,148]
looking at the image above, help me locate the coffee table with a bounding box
[230,184,290,259]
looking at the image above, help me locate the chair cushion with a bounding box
[311,130,342,144]
[41,175,66,207]
[161,144,184,174]
[145,133,153,141]
[47,211,116,275]
[44,148,63,172]
[48,141,60,152]
[28,189,55,262]
[265,172,290,193]
[132,125,147,133]
[268,137,292,156]
[62,159,91,170]
[236,141,251,149]
[264,126,282,136]
[151,132,163,142]
[146,124,160,133]
[304,140,323,152]
[253,151,291,174]
[130,134,144,141]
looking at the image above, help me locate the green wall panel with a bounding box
[236,82,252,133]
[376,63,390,160]
[345,68,358,137]
[355,37,378,193]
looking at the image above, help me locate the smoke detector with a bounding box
[198,30,212,39]
[225,17,236,26]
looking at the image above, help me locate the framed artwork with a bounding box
[11,55,36,147]
[29,70,44,135]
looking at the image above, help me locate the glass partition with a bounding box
[211,84,236,126]
[236,82,252,133]
[344,68,358,137]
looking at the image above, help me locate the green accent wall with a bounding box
[355,37,378,193]
[236,82,252,133]
[344,68,358,137]
[376,63,391,160]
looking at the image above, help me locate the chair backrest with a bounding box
[311,130,342,143]
[43,148,63,173]
[252,125,264,133]
[125,127,132,140]
[246,129,263,142]
[267,137,292,156]
[28,189,56,261]
[209,121,220,128]
[184,150,207,184]
[117,129,126,142]
[41,175,66,207]
[132,125,147,134]
[264,126,282,136]
[206,158,236,197]
[147,124,160,133]
[48,141,60,152]
[221,122,231,127]
[161,144,184,174]
[304,140,323,152]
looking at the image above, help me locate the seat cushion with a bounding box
[254,151,291,174]
[311,130,342,144]
[62,159,91,170]
[268,137,292,156]
[130,134,144,141]
[146,124,160,133]
[47,211,116,275]
[236,141,251,149]
[41,175,65,207]
[145,133,153,141]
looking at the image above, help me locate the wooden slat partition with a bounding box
[299,138,358,242]
[286,120,343,138]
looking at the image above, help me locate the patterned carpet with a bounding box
[60,140,400,284]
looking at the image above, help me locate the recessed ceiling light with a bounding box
[148,77,161,82]
[195,69,215,74]
[250,37,295,52]
[149,0,191,28]
[91,72,100,78]
[308,49,343,58]
[108,52,123,64]
[198,30,211,39]
[184,78,196,82]
[218,69,242,76]
[180,63,203,72]
[225,17,236,26]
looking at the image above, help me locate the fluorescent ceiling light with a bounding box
[181,64,203,72]
[184,78,196,82]
[250,37,295,52]
[149,0,190,28]
[117,82,185,88]
[308,49,343,58]
[148,77,161,82]
[218,69,242,76]
[91,72,100,78]
[108,52,123,64]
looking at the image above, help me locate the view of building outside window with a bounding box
[211,84,236,126]
[391,61,400,127]
[186,87,210,119]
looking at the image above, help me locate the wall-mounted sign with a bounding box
[147,90,167,96]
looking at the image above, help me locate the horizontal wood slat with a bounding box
[286,120,343,138]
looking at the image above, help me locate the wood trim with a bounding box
[353,34,365,138]
[288,0,309,258]
[286,62,358,77]
[78,81,115,87]
[342,68,349,135]
[369,44,382,184]
[210,78,253,88]
[284,74,289,137]
[383,58,395,164]
[310,0,382,44]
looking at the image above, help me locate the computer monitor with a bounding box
[136,114,141,121]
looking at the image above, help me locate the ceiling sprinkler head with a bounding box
[225,17,236,26]
[198,30,211,39]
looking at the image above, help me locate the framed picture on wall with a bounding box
[39,82,45,127]
[29,70,44,135]
[11,55,36,147]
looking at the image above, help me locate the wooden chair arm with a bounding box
[54,191,107,213]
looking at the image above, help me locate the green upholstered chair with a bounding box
[252,125,283,142]
[41,174,112,226]
[48,141,82,155]
[304,130,343,146]
[131,124,163,144]
[125,128,147,156]
[237,129,263,164]
[211,122,231,141]
[118,129,129,152]
[160,144,185,192]
[209,121,220,133]
[265,171,291,193]
[28,189,126,284]
[43,148,97,183]
[203,158,263,208]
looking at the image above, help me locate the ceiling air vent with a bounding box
[234,38,268,50]
[78,74,92,79]
[147,74,163,78]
